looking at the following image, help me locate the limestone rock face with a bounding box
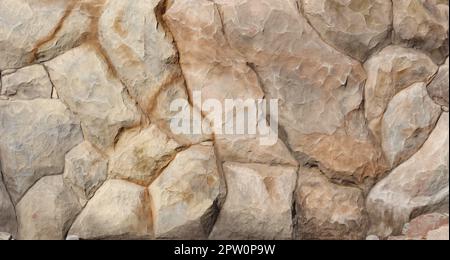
[0,0,72,70]
[99,0,181,115]
[209,162,297,240]
[428,57,449,108]
[16,175,82,240]
[0,0,448,241]
[381,83,442,167]
[364,46,439,136]
[0,99,83,203]
[63,142,108,206]
[45,45,141,150]
[68,180,153,240]
[367,113,449,238]
[300,0,393,61]
[0,65,52,100]
[149,143,224,239]
[109,125,183,186]
[295,167,369,240]
[0,175,17,236]
[393,0,449,64]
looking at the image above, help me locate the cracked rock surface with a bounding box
[0,0,448,240]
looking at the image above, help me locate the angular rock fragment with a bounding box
[367,113,449,238]
[300,0,393,61]
[295,167,369,240]
[0,65,52,100]
[209,162,297,240]
[63,142,108,206]
[428,57,449,108]
[109,125,183,186]
[0,0,74,70]
[68,180,153,240]
[381,83,442,167]
[393,0,449,64]
[45,45,141,149]
[364,45,439,138]
[99,0,182,114]
[0,99,83,203]
[149,143,224,239]
[16,175,82,240]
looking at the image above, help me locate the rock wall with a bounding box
[0,0,448,240]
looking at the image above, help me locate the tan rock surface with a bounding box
[16,175,82,240]
[149,143,224,239]
[209,162,297,240]
[300,0,393,61]
[295,167,369,240]
[68,179,153,240]
[0,99,83,203]
[367,113,449,238]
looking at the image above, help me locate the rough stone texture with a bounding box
[403,213,449,239]
[0,0,448,240]
[99,0,182,115]
[16,175,82,240]
[0,0,72,70]
[45,45,141,150]
[367,113,449,238]
[300,0,393,61]
[68,180,153,240]
[381,83,442,167]
[428,57,449,108]
[0,99,83,203]
[209,162,297,240]
[63,142,108,206]
[295,167,369,240]
[109,125,183,186]
[364,45,439,138]
[393,0,449,64]
[426,225,449,240]
[0,174,17,236]
[0,65,52,100]
[149,143,224,239]
[165,0,389,188]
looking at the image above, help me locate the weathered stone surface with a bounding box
[0,0,73,70]
[428,57,449,108]
[165,0,386,187]
[0,175,17,236]
[16,175,82,240]
[34,1,92,63]
[295,167,369,240]
[404,213,449,239]
[149,143,224,239]
[0,65,52,100]
[68,180,153,240]
[209,162,297,240]
[300,0,393,61]
[215,135,298,166]
[364,46,439,136]
[426,225,449,240]
[45,45,141,149]
[0,99,83,203]
[109,125,183,186]
[393,0,449,64]
[99,0,181,114]
[381,83,442,167]
[63,142,108,206]
[149,79,212,146]
[367,113,449,238]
